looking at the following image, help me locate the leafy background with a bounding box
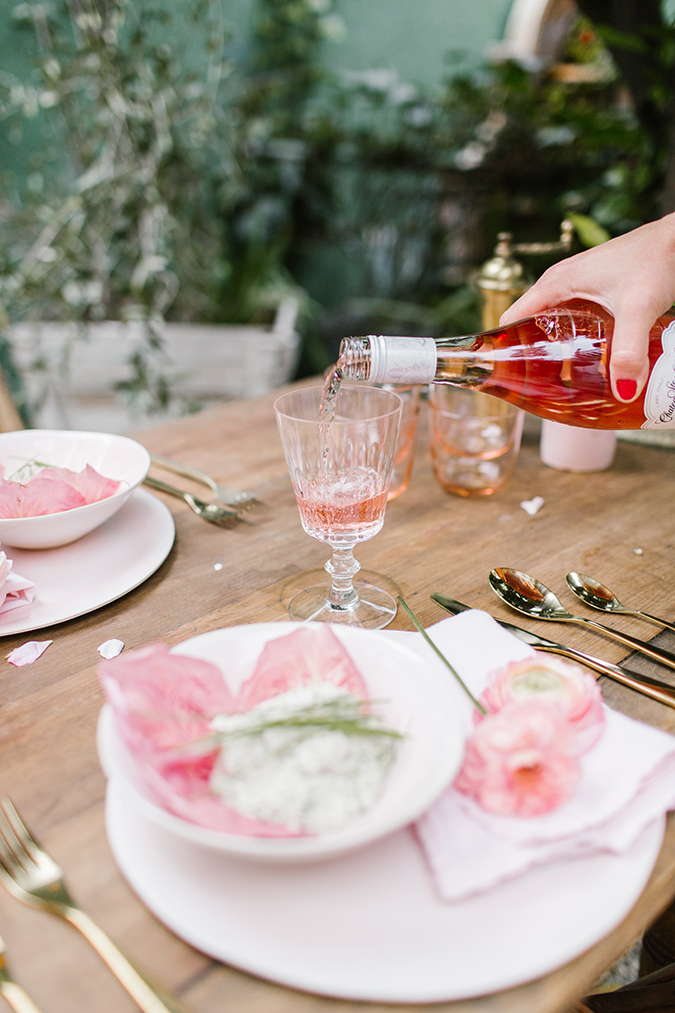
[0,0,673,422]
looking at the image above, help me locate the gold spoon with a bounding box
[489,567,675,672]
[566,572,675,634]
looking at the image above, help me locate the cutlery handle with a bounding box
[65,907,194,1013]
[636,610,675,635]
[151,456,213,493]
[581,617,675,672]
[143,475,189,504]
[537,643,675,710]
[0,982,43,1013]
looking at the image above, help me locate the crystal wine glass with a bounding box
[274,384,402,629]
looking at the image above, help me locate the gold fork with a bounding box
[0,934,42,1013]
[150,455,260,510]
[143,475,241,525]
[0,797,194,1013]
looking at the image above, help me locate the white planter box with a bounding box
[9,299,301,434]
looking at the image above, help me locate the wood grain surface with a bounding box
[1,387,675,1013]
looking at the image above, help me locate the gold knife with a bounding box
[431,593,675,710]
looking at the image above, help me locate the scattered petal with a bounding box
[213,562,223,571]
[520,496,544,516]
[7,640,52,666]
[633,548,643,556]
[97,638,125,659]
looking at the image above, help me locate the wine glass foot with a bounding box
[288,578,398,629]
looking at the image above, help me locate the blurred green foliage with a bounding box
[0,0,669,402]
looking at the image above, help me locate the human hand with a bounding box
[499,213,675,402]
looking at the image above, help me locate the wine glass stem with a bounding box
[325,545,360,610]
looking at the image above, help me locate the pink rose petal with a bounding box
[38,465,120,504]
[7,640,53,667]
[238,625,367,709]
[0,550,36,615]
[97,638,125,660]
[0,476,85,517]
[98,643,236,756]
[0,464,120,518]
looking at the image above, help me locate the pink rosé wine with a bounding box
[478,655,605,755]
[455,700,581,818]
[296,469,389,542]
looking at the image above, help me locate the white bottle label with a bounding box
[642,320,675,429]
[368,335,437,384]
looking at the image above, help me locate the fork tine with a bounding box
[0,798,38,869]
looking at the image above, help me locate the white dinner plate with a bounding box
[0,488,175,636]
[106,782,664,1004]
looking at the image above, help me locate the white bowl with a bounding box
[0,429,150,548]
[97,622,464,864]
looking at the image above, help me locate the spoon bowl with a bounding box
[488,567,675,673]
[566,572,675,634]
[489,568,573,621]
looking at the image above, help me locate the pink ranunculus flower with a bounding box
[455,700,581,817]
[478,654,605,754]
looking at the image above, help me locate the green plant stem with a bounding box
[397,596,487,715]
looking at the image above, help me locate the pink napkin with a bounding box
[391,612,675,903]
[0,553,34,617]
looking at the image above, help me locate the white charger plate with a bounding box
[0,488,174,636]
[106,782,664,1004]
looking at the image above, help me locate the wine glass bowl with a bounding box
[274,385,402,628]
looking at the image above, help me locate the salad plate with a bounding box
[0,488,174,636]
[106,782,664,1003]
[0,429,150,548]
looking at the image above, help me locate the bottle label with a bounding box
[368,335,437,384]
[642,321,675,429]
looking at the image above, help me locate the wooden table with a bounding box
[2,386,675,1013]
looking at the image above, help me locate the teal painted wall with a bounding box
[0,0,513,91]
[0,0,513,184]
[326,0,513,87]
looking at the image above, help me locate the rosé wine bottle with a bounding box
[337,300,675,431]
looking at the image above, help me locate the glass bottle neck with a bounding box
[338,333,490,386]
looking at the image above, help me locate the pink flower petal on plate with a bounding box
[58,464,120,504]
[0,476,85,517]
[97,638,125,660]
[237,625,367,709]
[98,643,236,756]
[7,640,53,667]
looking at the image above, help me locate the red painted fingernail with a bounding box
[616,379,637,401]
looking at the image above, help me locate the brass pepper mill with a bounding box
[477,220,574,329]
